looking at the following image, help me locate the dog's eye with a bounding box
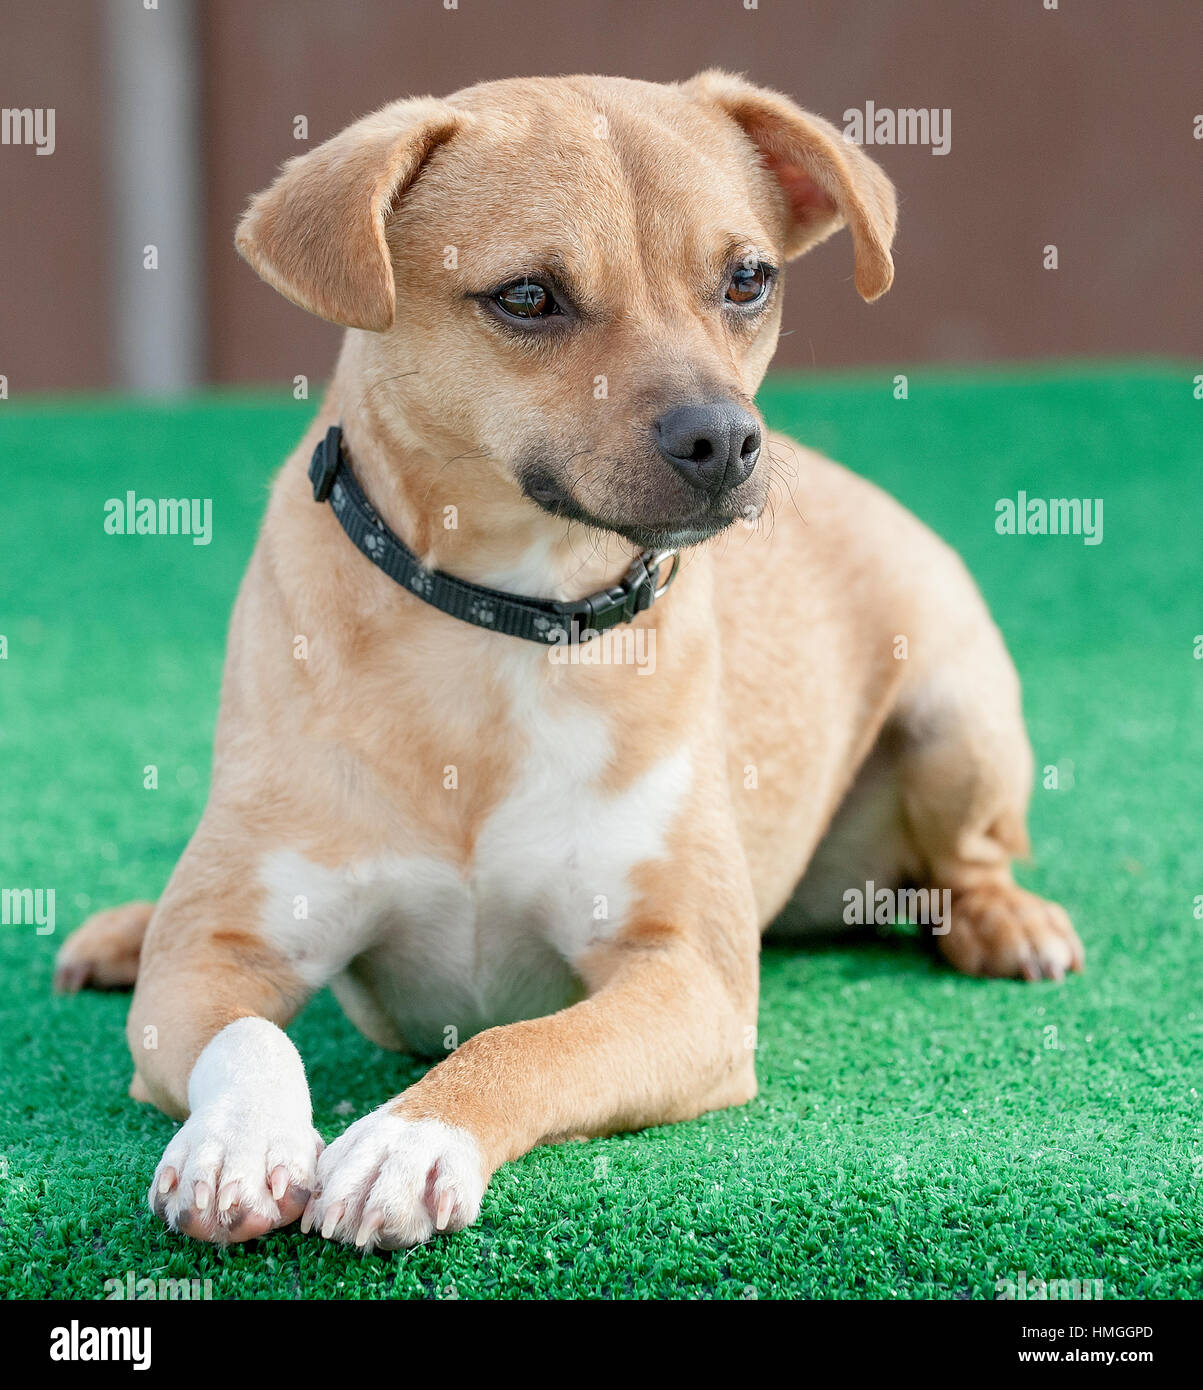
[726,261,771,306]
[493,278,561,319]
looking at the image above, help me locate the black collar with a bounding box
[308,425,680,646]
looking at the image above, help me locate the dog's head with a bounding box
[237,73,896,551]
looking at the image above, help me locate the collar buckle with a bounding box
[563,547,681,640]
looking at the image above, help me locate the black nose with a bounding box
[654,400,762,493]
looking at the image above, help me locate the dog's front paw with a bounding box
[303,1110,485,1251]
[940,881,1084,981]
[150,1102,322,1244]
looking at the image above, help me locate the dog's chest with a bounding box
[260,684,692,1054]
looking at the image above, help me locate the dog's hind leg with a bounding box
[895,620,1084,981]
[53,899,154,993]
[773,735,918,935]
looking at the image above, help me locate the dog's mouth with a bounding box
[521,472,743,551]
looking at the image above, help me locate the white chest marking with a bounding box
[257,657,692,1052]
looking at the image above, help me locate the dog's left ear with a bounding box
[685,70,897,302]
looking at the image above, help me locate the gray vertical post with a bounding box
[104,0,203,394]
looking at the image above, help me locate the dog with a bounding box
[55,71,1083,1251]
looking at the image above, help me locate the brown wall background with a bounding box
[2,0,1200,393]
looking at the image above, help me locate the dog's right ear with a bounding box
[235,98,466,331]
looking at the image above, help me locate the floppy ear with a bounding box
[235,98,466,331]
[685,70,897,302]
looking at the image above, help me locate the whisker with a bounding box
[356,370,422,412]
[419,447,491,506]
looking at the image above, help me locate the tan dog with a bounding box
[55,72,1082,1251]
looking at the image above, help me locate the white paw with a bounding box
[303,1110,485,1251]
[150,1100,321,1244]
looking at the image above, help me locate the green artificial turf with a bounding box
[1,364,1200,1300]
